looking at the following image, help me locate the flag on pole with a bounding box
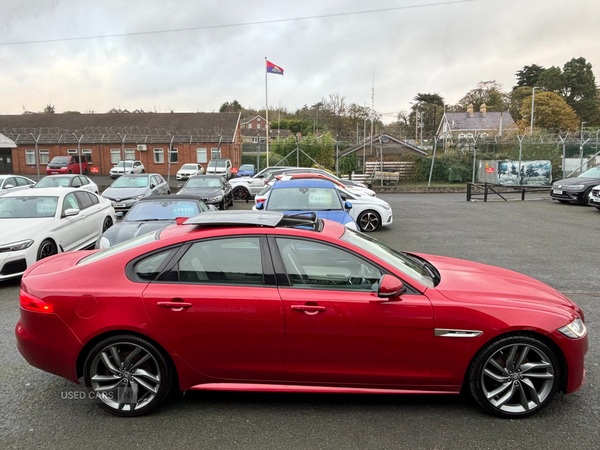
[266,60,284,75]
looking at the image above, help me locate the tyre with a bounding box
[220,198,227,210]
[357,210,381,232]
[68,170,73,174]
[468,334,560,418]
[102,216,113,232]
[581,188,592,206]
[84,168,89,174]
[233,187,250,201]
[596,207,600,211]
[37,239,58,261]
[83,334,173,417]
[141,169,145,173]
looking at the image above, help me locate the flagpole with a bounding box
[265,57,269,167]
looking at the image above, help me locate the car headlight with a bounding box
[382,204,391,210]
[558,318,587,339]
[209,195,223,202]
[566,185,584,190]
[344,222,359,231]
[0,239,34,252]
[98,237,111,249]
[134,195,145,200]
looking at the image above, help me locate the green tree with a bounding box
[514,64,545,88]
[219,100,242,112]
[509,86,534,121]
[271,119,313,136]
[537,66,566,95]
[410,93,445,139]
[43,104,55,114]
[519,91,579,132]
[457,81,510,112]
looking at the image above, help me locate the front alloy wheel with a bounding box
[357,210,381,232]
[83,335,173,416]
[469,335,559,418]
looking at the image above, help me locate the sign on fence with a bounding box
[478,160,552,186]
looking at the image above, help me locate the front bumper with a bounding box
[550,190,585,203]
[550,329,588,394]
[106,198,139,212]
[46,168,69,175]
[0,248,35,281]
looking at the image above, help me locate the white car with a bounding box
[0,187,115,281]
[274,173,376,197]
[229,166,296,200]
[176,163,205,180]
[589,185,600,210]
[337,186,393,232]
[206,158,233,179]
[33,175,99,194]
[110,160,145,178]
[0,175,36,197]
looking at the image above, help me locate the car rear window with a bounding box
[78,232,159,266]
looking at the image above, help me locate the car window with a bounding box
[134,250,173,281]
[151,176,161,187]
[275,238,381,290]
[3,177,16,188]
[111,176,149,188]
[72,177,82,187]
[0,196,58,218]
[88,192,99,205]
[74,191,93,209]
[176,237,263,285]
[125,200,201,221]
[62,193,80,214]
[15,177,30,187]
[79,176,90,185]
[267,187,343,211]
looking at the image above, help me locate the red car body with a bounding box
[16,214,587,417]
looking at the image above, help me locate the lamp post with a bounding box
[580,122,587,172]
[530,87,541,135]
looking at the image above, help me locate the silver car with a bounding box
[101,173,170,213]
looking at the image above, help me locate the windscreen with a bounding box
[34,177,70,188]
[125,200,201,221]
[111,176,149,188]
[239,165,254,171]
[579,167,600,178]
[185,177,222,188]
[180,164,197,170]
[50,157,70,164]
[0,196,58,218]
[208,160,226,169]
[116,161,134,168]
[267,187,342,211]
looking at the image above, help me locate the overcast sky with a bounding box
[0,0,598,123]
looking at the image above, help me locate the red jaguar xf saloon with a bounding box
[16,212,587,417]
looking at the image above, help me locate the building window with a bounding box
[257,124,261,129]
[110,149,121,164]
[82,149,92,163]
[196,148,207,163]
[211,148,221,159]
[39,150,49,165]
[248,124,252,129]
[25,150,35,165]
[257,118,261,122]
[67,149,77,155]
[169,147,178,163]
[154,148,164,164]
[125,148,135,160]
[252,137,258,143]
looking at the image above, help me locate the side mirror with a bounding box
[344,201,352,210]
[4,184,14,189]
[208,205,219,211]
[377,274,405,299]
[177,183,183,188]
[256,202,264,210]
[64,208,80,217]
[115,211,124,219]
[150,184,156,189]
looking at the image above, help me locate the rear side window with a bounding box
[134,251,172,281]
[175,237,263,285]
[75,191,93,210]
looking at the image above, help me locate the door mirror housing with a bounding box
[377,274,405,298]
[64,208,80,217]
[256,202,264,210]
[4,184,14,189]
[344,201,352,210]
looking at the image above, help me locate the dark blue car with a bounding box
[255,179,358,230]
[236,164,257,177]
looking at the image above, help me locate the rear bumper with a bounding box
[16,309,82,383]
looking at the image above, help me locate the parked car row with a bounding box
[551,167,600,210]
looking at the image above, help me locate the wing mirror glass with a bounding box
[377,274,405,298]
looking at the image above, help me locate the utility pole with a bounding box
[530,87,541,135]
[30,133,41,181]
[580,122,587,172]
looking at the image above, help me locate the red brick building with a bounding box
[0,112,242,176]
[240,115,268,130]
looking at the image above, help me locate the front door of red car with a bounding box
[271,237,434,388]
[142,236,285,382]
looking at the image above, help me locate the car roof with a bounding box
[40,174,84,179]
[272,179,337,189]
[4,187,83,197]
[117,173,153,177]
[188,174,224,179]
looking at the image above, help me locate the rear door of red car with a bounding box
[270,236,434,388]
[141,235,286,382]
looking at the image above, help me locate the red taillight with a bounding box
[20,291,53,313]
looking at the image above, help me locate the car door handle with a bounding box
[291,305,326,313]
[157,301,192,309]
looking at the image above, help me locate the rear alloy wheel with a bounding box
[37,239,58,261]
[102,216,113,232]
[581,188,592,206]
[83,335,173,417]
[469,335,560,418]
[357,210,381,232]
[233,187,250,201]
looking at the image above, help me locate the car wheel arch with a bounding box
[461,330,569,395]
[76,329,178,386]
